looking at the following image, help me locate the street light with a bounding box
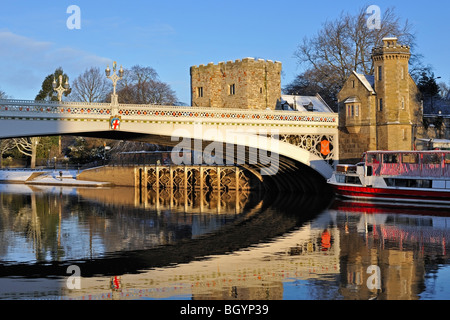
[105,61,124,115]
[52,74,70,102]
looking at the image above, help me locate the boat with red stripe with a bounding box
[328,150,450,207]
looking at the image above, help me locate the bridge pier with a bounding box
[136,165,255,192]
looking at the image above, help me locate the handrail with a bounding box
[0,98,338,124]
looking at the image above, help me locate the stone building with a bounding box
[190,58,282,110]
[337,37,424,162]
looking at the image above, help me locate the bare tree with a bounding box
[0,139,15,168]
[295,6,415,80]
[289,6,417,110]
[14,137,41,169]
[0,88,8,99]
[116,65,177,105]
[439,81,450,100]
[70,67,111,102]
[0,90,15,168]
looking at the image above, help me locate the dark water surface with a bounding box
[0,183,449,300]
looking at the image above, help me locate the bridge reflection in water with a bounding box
[1,184,450,300]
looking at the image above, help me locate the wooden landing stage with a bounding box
[136,165,259,191]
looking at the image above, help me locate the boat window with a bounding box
[445,154,450,164]
[402,153,419,164]
[423,153,441,164]
[394,179,409,187]
[385,178,395,186]
[367,154,381,164]
[385,178,432,188]
[346,176,362,185]
[420,180,432,188]
[383,153,399,163]
[336,174,346,183]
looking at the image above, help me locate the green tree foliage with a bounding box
[417,71,439,98]
[66,137,107,164]
[35,67,71,101]
[31,68,70,166]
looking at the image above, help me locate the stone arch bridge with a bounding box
[0,99,339,194]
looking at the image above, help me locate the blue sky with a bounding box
[0,0,449,104]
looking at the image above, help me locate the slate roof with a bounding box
[279,94,334,112]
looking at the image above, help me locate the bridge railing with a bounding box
[0,99,338,126]
[0,99,111,116]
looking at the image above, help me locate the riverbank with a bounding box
[0,168,113,187]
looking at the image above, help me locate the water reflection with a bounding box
[0,185,259,265]
[332,201,450,300]
[1,184,450,300]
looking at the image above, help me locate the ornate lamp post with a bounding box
[105,61,124,115]
[52,74,70,102]
[52,74,69,158]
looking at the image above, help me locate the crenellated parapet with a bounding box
[372,37,411,61]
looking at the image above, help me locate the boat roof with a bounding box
[365,150,450,154]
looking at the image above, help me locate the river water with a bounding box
[0,183,449,300]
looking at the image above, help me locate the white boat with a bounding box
[328,150,450,207]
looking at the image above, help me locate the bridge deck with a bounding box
[0,99,337,127]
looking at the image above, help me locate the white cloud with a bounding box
[0,30,110,99]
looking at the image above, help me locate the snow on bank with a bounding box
[0,169,111,187]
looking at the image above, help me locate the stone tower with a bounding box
[337,37,422,162]
[372,37,420,151]
[190,58,282,110]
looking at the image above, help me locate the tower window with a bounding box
[197,87,203,98]
[401,97,405,110]
[379,98,383,111]
[378,66,382,81]
[229,84,236,95]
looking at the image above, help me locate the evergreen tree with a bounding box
[417,71,439,98]
[418,71,441,114]
[35,67,71,101]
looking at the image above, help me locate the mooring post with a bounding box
[155,165,160,190]
[143,166,148,190]
[217,167,221,191]
[169,165,173,190]
[216,187,221,214]
[200,166,204,190]
[155,186,160,212]
[184,166,188,190]
[200,186,204,213]
[236,187,240,213]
